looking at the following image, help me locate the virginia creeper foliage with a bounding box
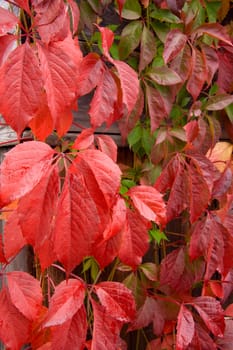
[0,0,233,349]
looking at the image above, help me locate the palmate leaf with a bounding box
[53,149,121,273]
[0,141,55,208]
[0,7,18,35]
[0,42,43,135]
[7,271,42,321]
[127,185,167,226]
[0,288,31,350]
[53,170,101,273]
[43,279,85,327]
[118,20,143,61]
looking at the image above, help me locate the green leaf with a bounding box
[206,94,233,111]
[149,228,168,244]
[128,125,142,148]
[139,25,156,73]
[118,20,143,60]
[121,179,136,189]
[121,0,142,20]
[147,66,182,85]
[150,9,181,23]
[151,22,170,43]
[142,128,153,155]
[205,1,221,22]
[225,103,233,123]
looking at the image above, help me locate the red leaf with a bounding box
[163,29,187,64]
[37,41,80,126]
[96,135,117,163]
[53,170,100,273]
[4,211,26,261]
[0,7,18,35]
[189,214,224,280]
[116,0,126,16]
[187,46,207,100]
[73,128,95,150]
[145,83,167,132]
[13,0,31,14]
[0,288,31,349]
[194,23,233,46]
[0,141,55,208]
[34,0,70,44]
[94,281,136,322]
[130,297,165,336]
[93,197,126,268]
[0,42,43,135]
[191,296,225,337]
[176,304,195,350]
[7,271,42,321]
[76,53,105,96]
[201,45,219,86]
[118,209,150,269]
[113,60,139,116]
[217,319,233,350]
[96,25,114,61]
[43,279,85,327]
[170,43,192,82]
[188,158,211,223]
[74,149,122,208]
[89,69,118,128]
[91,299,126,350]
[54,149,121,272]
[189,323,217,349]
[127,185,167,226]
[160,247,185,290]
[154,155,189,222]
[0,233,6,263]
[217,46,233,93]
[0,35,17,67]
[50,305,87,350]
[17,166,59,270]
[29,92,54,141]
[139,25,156,73]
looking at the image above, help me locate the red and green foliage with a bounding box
[0,0,233,348]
